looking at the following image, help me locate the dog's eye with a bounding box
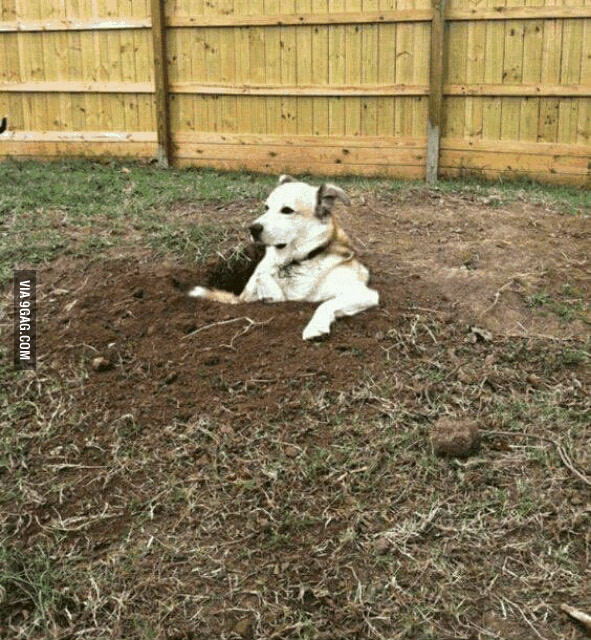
[280,206,295,214]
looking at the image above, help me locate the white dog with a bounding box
[188,175,379,340]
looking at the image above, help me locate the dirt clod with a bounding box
[164,371,178,385]
[233,618,254,638]
[374,538,390,555]
[431,418,481,458]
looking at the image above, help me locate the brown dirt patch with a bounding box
[3,189,590,639]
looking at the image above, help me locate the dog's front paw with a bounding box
[302,323,330,341]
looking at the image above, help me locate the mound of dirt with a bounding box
[40,251,410,433]
[38,190,590,434]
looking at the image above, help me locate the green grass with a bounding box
[0,544,74,630]
[434,174,591,215]
[0,160,276,285]
[2,159,590,286]
[526,285,590,323]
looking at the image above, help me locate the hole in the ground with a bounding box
[206,243,266,295]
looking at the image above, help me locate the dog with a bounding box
[188,175,379,340]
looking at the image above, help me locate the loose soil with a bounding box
[3,188,590,640]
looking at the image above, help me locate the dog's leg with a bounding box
[187,286,241,304]
[302,287,379,341]
[239,254,285,303]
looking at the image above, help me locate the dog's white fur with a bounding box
[188,175,379,340]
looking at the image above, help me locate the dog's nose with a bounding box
[249,223,263,240]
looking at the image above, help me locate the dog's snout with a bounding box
[249,223,263,240]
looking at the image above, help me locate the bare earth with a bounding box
[3,188,590,639]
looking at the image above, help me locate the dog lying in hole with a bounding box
[188,175,379,340]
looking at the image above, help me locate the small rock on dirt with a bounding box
[91,356,112,372]
[431,417,480,458]
[132,287,144,298]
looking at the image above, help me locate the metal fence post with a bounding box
[426,0,446,184]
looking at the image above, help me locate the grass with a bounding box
[2,159,591,286]
[1,160,590,639]
[526,285,591,324]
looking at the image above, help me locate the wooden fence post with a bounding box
[150,0,171,167]
[426,0,446,184]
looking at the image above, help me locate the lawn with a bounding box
[1,159,590,640]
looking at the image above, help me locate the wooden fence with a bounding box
[1,0,590,185]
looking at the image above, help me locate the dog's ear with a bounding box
[315,183,351,218]
[278,174,297,185]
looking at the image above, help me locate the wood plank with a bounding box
[0,140,157,156]
[394,0,414,138]
[119,0,139,133]
[412,19,430,139]
[447,6,591,20]
[519,0,543,142]
[440,149,591,174]
[164,7,591,27]
[295,0,313,135]
[557,9,583,145]
[278,1,297,135]
[108,0,126,133]
[66,0,86,132]
[173,157,426,179]
[577,9,591,146]
[169,82,430,95]
[376,19,396,137]
[3,130,157,141]
[167,9,434,27]
[133,3,153,132]
[500,1,524,141]
[344,0,362,137]
[264,0,282,136]
[426,0,446,184]
[311,0,330,137]
[172,131,426,147]
[444,83,591,97]
[464,11,485,141]
[0,80,154,92]
[481,0,504,142]
[172,141,426,165]
[361,0,379,136]
[441,137,591,157]
[0,18,152,32]
[2,5,588,33]
[538,6,562,144]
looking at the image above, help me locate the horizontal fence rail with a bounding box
[1,2,590,185]
[3,6,591,31]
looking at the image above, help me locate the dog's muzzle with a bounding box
[249,223,263,242]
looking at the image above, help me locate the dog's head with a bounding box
[248,175,350,253]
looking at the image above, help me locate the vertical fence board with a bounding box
[151,0,171,165]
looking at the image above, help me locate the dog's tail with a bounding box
[187,285,240,304]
